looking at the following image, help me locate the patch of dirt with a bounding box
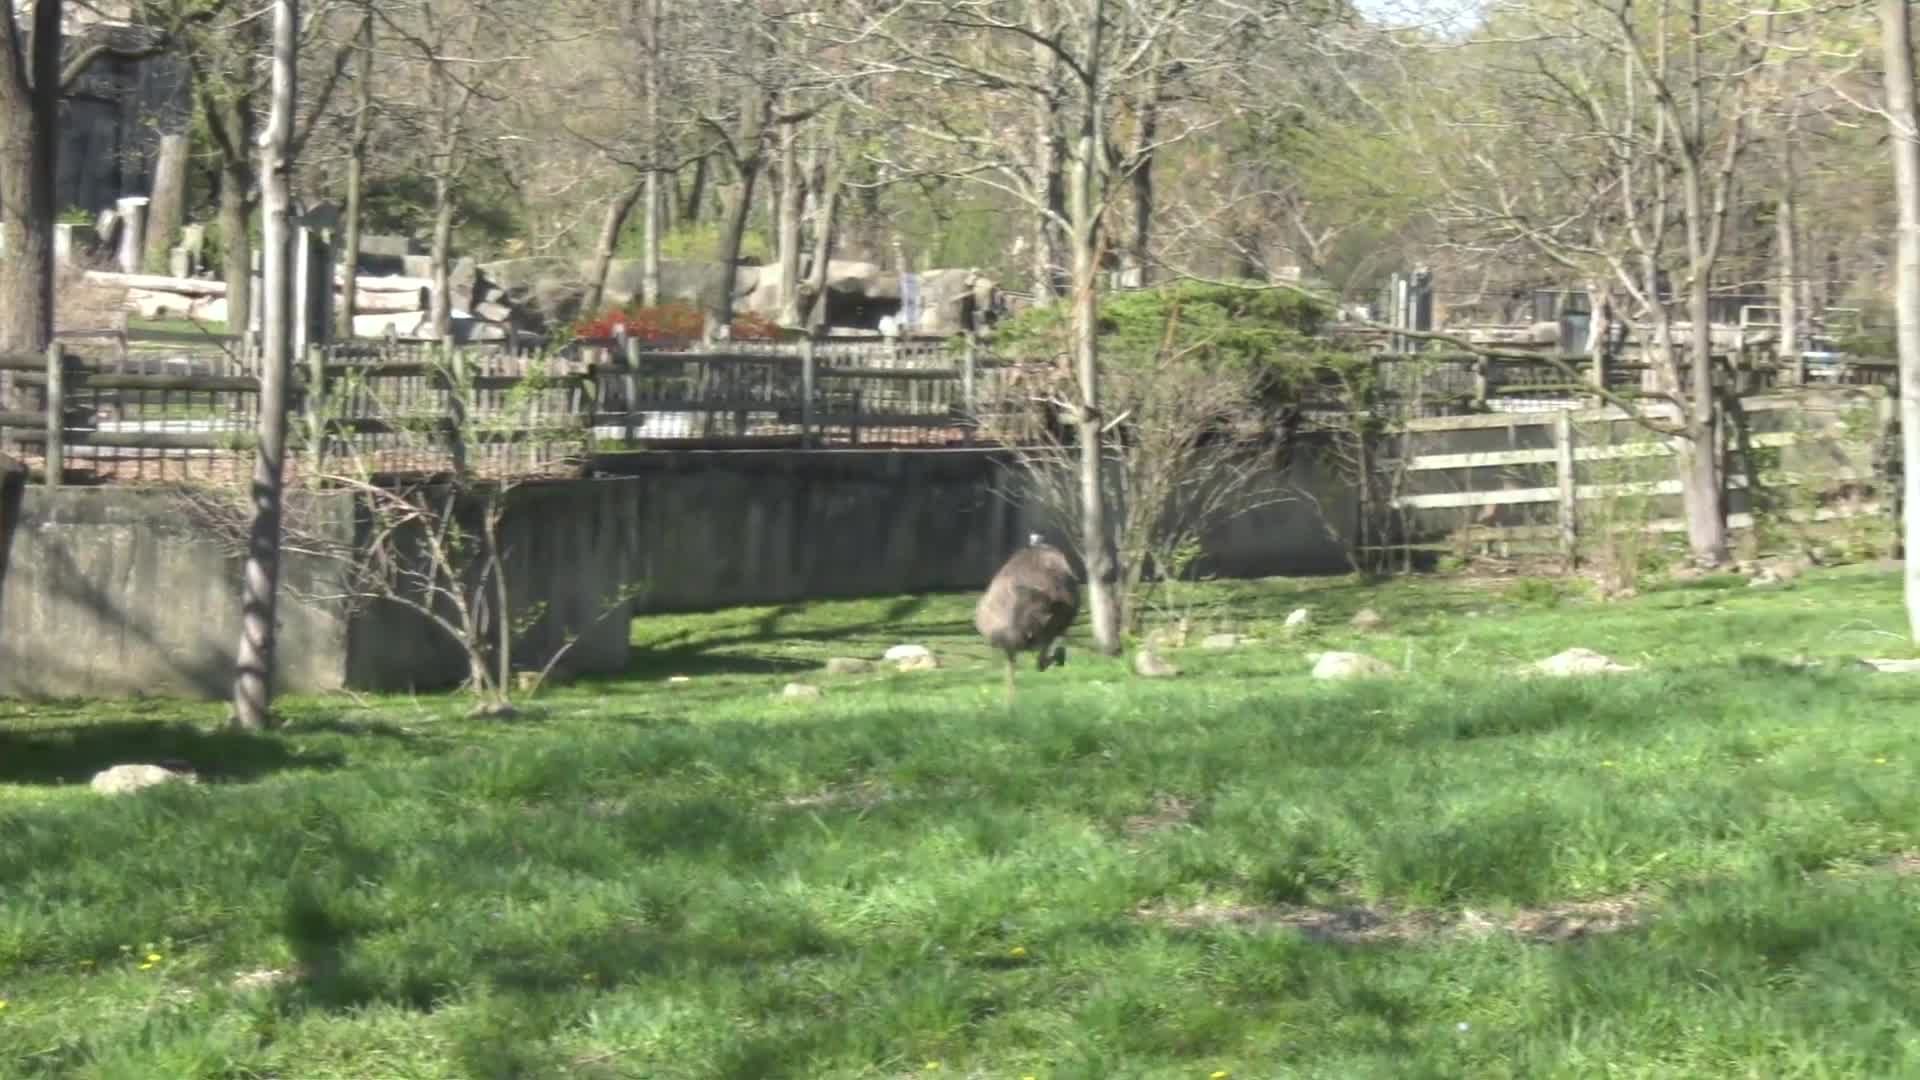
[1139,852,1920,948]
[771,781,894,815]
[230,967,298,992]
[1122,794,1195,836]
[1138,890,1654,946]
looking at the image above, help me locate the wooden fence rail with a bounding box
[0,331,1902,487]
[1387,392,1893,561]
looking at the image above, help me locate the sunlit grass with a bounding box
[3,565,1918,1077]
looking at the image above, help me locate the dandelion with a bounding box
[924,1063,942,1072]
[1008,946,1027,959]
[138,963,154,971]
[145,953,162,964]
[0,1000,9,1011]
[1211,1071,1231,1079]
[1600,760,1616,768]
[1876,757,1890,765]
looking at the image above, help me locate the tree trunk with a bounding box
[1681,260,1727,566]
[1776,113,1801,364]
[1029,9,1066,305]
[683,154,708,225]
[803,143,844,330]
[712,99,768,330]
[219,158,254,334]
[430,174,455,338]
[336,12,372,338]
[1124,67,1162,289]
[0,0,61,354]
[1881,0,1920,640]
[713,163,760,329]
[1070,0,1121,657]
[641,169,662,306]
[583,179,645,315]
[639,0,663,307]
[0,99,55,355]
[144,134,191,274]
[232,0,299,732]
[776,122,805,326]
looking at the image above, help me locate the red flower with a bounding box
[572,301,783,344]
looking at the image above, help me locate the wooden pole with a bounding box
[43,342,63,487]
[1556,410,1577,568]
[800,334,816,447]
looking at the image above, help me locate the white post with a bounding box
[114,196,150,274]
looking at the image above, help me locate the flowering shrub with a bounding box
[572,301,783,344]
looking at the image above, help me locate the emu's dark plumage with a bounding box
[975,533,1080,702]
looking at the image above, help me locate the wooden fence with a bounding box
[0,333,1003,485]
[1383,389,1893,561]
[0,329,1900,487]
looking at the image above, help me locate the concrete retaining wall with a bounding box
[592,447,1357,614]
[0,483,640,700]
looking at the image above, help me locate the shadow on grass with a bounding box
[0,720,344,785]
[625,593,968,681]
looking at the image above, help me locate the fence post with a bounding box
[43,343,64,488]
[800,334,817,448]
[1555,410,1576,568]
[623,335,641,446]
[305,343,327,481]
[1471,355,1488,411]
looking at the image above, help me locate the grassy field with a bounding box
[5,565,1920,1078]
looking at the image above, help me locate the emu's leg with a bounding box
[1004,651,1017,705]
[1035,638,1054,672]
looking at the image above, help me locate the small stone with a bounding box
[895,653,941,672]
[1532,648,1637,676]
[781,683,823,699]
[1134,649,1180,678]
[1201,633,1247,650]
[1284,608,1312,629]
[825,657,876,675]
[1350,607,1386,631]
[1311,651,1396,679]
[883,644,932,663]
[90,763,197,795]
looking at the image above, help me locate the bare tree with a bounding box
[990,291,1296,632]
[380,0,528,338]
[846,0,1268,654]
[199,359,642,713]
[231,0,300,732]
[1386,0,1775,566]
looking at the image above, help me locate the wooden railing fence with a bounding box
[0,329,1900,487]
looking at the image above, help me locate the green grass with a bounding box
[5,566,1920,1077]
[126,317,231,338]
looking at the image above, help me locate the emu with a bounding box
[975,532,1080,702]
